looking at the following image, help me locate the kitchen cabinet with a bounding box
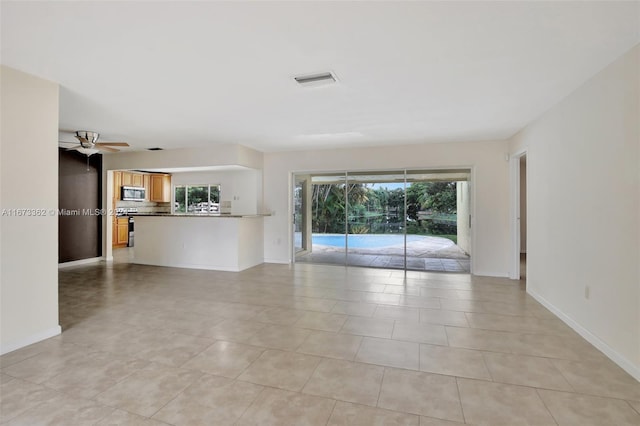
[143,174,151,201]
[132,173,143,187]
[115,217,129,247]
[122,172,133,187]
[113,171,122,200]
[150,174,171,202]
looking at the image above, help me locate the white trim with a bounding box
[0,325,62,355]
[472,270,509,278]
[264,258,290,265]
[528,289,640,381]
[58,256,104,269]
[509,149,527,279]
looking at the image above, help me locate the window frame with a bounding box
[173,183,221,214]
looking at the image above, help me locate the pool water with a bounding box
[312,234,423,248]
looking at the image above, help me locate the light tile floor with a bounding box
[1,259,639,425]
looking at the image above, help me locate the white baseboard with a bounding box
[58,256,103,269]
[264,258,291,265]
[472,270,509,278]
[0,325,62,355]
[528,289,640,381]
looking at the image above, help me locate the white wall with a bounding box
[509,45,640,378]
[0,66,60,353]
[171,169,261,214]
[263,140,511,276]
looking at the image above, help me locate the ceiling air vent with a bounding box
[294,72,336,87]
[147,147,163,151]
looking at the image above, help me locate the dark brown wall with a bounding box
[58,149,102,263]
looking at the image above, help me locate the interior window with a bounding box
[173,184,221,214]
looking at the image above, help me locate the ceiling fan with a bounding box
[59,130,129,156]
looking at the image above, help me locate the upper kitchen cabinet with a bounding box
[122,171,143,187]
[150,174,171,202]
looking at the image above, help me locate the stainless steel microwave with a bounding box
[121,186,145,201]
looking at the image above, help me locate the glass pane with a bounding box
[295,174,347,266]
[187,185,209,214]
[294,179,304,252]
[346,172,406,270]
[174,186,186,213]
[209,185,220,212]
[405,170,469,272]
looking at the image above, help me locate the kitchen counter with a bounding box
[132,214,266,271]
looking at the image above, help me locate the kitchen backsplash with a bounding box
[116,200,171,214]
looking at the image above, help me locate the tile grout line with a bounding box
[534,388,560,426]
[454,377,467,424]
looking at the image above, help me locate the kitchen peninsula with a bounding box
[132,213,270,271]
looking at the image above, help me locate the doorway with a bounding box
[510,151,527,280]
[292,169,472,273]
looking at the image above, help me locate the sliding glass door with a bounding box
[293,169,472,273]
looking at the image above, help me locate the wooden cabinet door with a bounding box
[143,174,151,201]
[132,173,143,187]
[122,172,133,186]
[150,174,171,202]
[116,218,129,245]
[114,171,122,200]
[162,175,171,202]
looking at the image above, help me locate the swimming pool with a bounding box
[312,233,423,248]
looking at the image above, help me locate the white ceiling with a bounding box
[2,1,638,152]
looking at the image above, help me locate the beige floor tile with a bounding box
[378,367,463,422]
[134,332,214,368]
[511,333,605,361]
[483,352,573,391]
[238,349,322,391]
[295,311,348,332]
[95,364,201,417]
[392,322,448,346]
[0,378,59,423]
[465,312,574,336]
[1,343,92,384]
[419,344,491,380]
[398,295,441,309]
[0,337,65,369]
[182,340,264,378]
[237,387,336,426]
[419,309,468,327]
[206,319,267,342]
[252,307,305,325]
[420,416,465,425]
[374,305,420,322]
[292,296,337,312]
[629,399,640,414]
[97,409,169,425]
[552,358,640,400]
[355,337,420,370]
[303,358,384,406]
[445,326,514,353]
[43,351,148,398]
[361,292,401,305]
[457,378,556,425]
[297,331,363,360]
[341,316,395,338]
[538,389,640,426]
[244,324,312,350]
[328,400,419,425]
[331,301,377,317]
[4,393,114,426]
[153,374,263,426]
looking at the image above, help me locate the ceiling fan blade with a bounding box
[97,146,119,153]
[64,145,83,150]
[95,142,129,147]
